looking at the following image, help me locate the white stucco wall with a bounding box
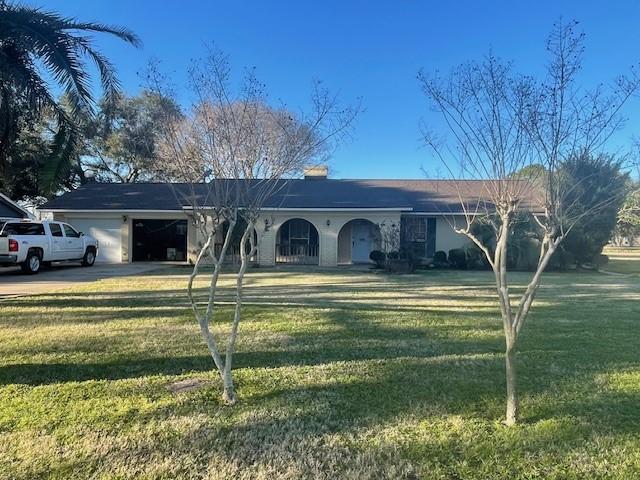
[435,216,469,253]
[53,211,192,264]
[46,210,470,266]
[253,210,402,266]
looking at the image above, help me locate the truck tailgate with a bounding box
[0,237,8,255]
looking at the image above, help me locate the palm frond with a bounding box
[65,21,141,47]
[0,4,140,113]
[0,45,68,123]
[40,123,79,196]
[71,35,121,104]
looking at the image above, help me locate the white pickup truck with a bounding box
[0,220,99,274]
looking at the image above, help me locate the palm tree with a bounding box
[0,1,141,193]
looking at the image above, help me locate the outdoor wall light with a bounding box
[326,219,331,227]
[264,218,270,232]
[122,215,128,223]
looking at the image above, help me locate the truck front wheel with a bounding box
[82,248,96,267]
[21,250,41,274]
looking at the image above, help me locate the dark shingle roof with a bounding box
[0,194,29,218]
[41,179,539,213]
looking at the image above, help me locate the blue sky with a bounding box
[41,0,640,178]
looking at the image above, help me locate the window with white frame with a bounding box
[404,217,426,242]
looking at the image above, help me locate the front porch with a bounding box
[275,218,320,265]
[190,210,467,267]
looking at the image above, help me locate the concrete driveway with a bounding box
[0,263,166,298]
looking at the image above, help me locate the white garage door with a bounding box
[68,218,122,263]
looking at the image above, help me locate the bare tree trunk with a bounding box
[221,368,236,405]
[505,342,518,426]
[221,220,255,405]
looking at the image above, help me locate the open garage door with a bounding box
[69,218,122,263]
[132,219,187,262]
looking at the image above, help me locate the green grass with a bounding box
[604,247,640,275]
[0,265,639,479]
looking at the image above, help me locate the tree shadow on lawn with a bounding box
[9,280,637,326]
[3,292,502,311]
[2,279,638,381]
[0,318,504,386]
[7,267,637,314]
[121,355,640,476]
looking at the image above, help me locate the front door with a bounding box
[351,221,373,263]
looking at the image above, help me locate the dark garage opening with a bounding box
[132,219,187,262]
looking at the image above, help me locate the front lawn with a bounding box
[0,267,639,479]
[604,247,640,275]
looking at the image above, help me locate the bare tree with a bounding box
[377,220,400,267]
[418,20,639,425]
[148,49,359,405]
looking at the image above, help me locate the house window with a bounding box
[401,217,437,258]
[404,217,426,242]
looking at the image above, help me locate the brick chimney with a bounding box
[303,165,328,180]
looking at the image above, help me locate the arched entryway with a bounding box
[275,218,319,265]
[337,219,381,264]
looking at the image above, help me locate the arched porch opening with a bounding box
[337,219,381,264]
[275,218,319,265]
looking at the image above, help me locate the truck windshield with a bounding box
[0,221,6,236]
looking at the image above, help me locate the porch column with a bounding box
[256,219,276,266]
[319,220,339,267]
[121,217,130,263]
[186,216,198,264]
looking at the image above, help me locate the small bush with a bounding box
[465,246,489,270]
[433,250,447,266]
[448,248,467,269]
[369,250,385,269]
[386,259,411,273]
[399,244,423,273]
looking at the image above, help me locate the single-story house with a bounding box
[39,169,499,266]
[0,193,33,220]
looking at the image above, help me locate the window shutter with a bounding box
[426,218,436,257]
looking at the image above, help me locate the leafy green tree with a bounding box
[614,184,640,245]
[0,1,140,196]
[559,153,629,264]
[81,91,182,182]
[511,163,547,182]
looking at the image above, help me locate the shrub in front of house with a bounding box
[465,246,490,270]
[399,244,422,273]
[433,250,448,267]
[377,248,421,274]
[448,248,467,269]
[369,250,386,269]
